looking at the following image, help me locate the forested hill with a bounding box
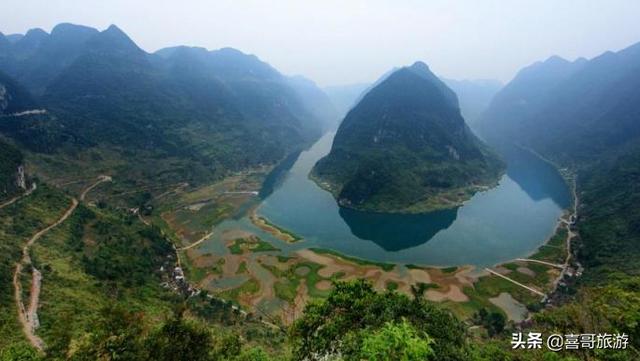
[0,70,31,200]
[312,62,504,213]
[478,41,640,165]
[0,24,335,184]
[477,40,640,286]
[0,139,23,200]
[0,70,36,114]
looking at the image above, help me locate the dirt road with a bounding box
[13,197,78,351]
[13,176,111,352]
[484,268,545,297]
[176,231,214,251]
[0,183,36,210]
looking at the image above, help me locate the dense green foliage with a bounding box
[290,280,467,360]
[0,69,36,114]
[0,139,22,199]
[2,22,640,361]
[359,319,434,361]
[476,39,640,360]
[312,62,503,213]
[0,24,335,189]
[0,185,70,350]
[474,308,506,337]
[523,277,640,361]
[65,307,276,361]
[479,40,640,287]
[78,207,174,286]
[576,146,640,284]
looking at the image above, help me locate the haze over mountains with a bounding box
[0,23,336,185]
[324,76,502,129]
[479,41,640,165]
[442,78,502,126]
[2,15,640,360]
[312,62,504,213]
[476,40,640,284]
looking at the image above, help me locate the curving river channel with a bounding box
[203,132,570,268]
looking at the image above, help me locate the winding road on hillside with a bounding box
[13,176,111,352]
[0,183,37,210]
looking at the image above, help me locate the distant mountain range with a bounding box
[478,42,640,165]
[324,76,501,129]
[0,23,337,185]
[477,40,640,285]
[311,62,504,213]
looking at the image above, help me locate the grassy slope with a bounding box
[0,181,183,357]
[32,202,181,356]
[0,185,71,350]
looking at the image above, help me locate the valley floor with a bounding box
[146,168,577,326]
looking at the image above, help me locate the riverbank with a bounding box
[309,170,502,214]
[150,134,576,324]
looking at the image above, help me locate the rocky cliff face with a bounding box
[16,165,26,190]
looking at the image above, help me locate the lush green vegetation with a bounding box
[524,277,640,361]
[575,147,640,285]
[0,185,69,350]
[217,278,260,302]
[40,306,276,361]
[475,40,640,360]
[312,62,503,213]
[22,190,180,358]
[261,260,330,301]
[0,23,331,198]
[290,280,468,360]
[360,319,434,360]
[0,69,36,113]
[2,21,640,361]
[0,139,22,200]
[228,237,279,255]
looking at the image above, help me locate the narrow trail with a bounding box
[515,258,564,269]
[80,175,112,201]
[0,183,37,210]
[176,231,214,251]
[13,197,78,352]
[484,268,545,297]
[13,176,111,353]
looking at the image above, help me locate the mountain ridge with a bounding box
[0,23,336,187]
[311,62,504,213]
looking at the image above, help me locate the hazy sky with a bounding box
[3,0,640,86]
